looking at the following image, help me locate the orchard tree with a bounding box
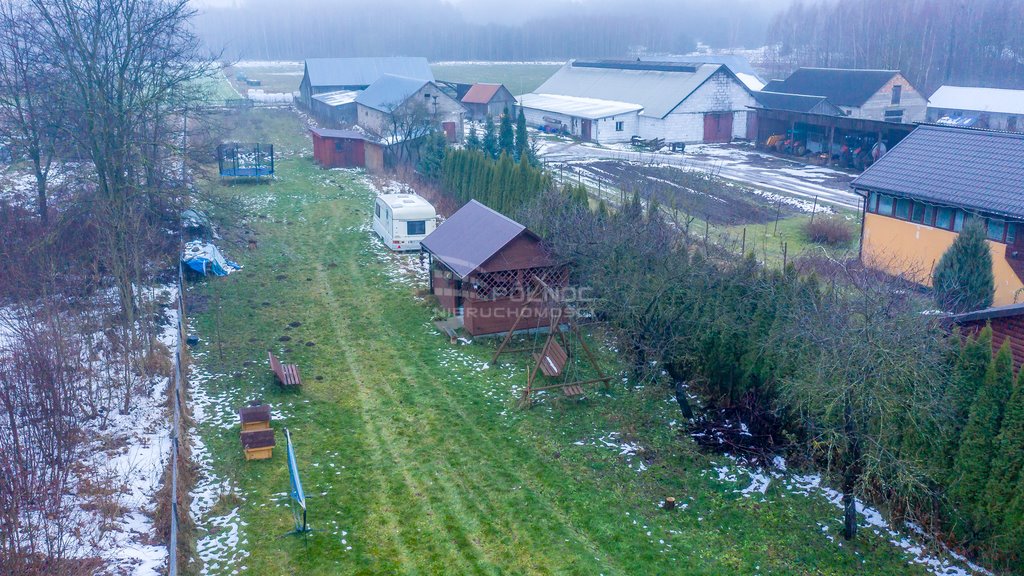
[933,218,994,313]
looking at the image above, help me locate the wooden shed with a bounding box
[461,83,517,121]
[420,200,567,336]
[310,127,384,172]
[948,303,1024,369]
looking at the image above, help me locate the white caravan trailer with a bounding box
[372,193,437,251]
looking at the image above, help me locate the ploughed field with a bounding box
[183,107,972,575]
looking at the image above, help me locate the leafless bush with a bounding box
[803,216,854,246]
[0,303,91,576]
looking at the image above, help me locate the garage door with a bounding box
[703,113,733,143]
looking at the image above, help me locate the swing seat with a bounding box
[563,384,584,397]
[533,340,567,377]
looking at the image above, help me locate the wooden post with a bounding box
[664,497,676,510]
[741,227,746,255]
[783,241,788,269]
[773,197,782,235]
[810,195,819,225]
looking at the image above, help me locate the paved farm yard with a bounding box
[185,107,978,575]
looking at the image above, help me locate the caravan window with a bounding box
[375,202,380,217]
[407,220,426,235]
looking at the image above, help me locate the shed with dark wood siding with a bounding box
[948,303,1024,369]
[420,200,567,336]
[310,127,384,172]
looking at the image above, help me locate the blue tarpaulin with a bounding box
[182,241,241,276]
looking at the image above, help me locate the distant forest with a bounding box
[194,0,779,61]
[766,0,1024,93]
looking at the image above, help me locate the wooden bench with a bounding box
[241,428,276,460]
[239,404,271,432]
[268,351,302,387]
[563,384,584,397]
[533,340,567,377]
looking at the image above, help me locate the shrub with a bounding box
[803,216,853,245]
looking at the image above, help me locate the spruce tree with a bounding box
[499,107,515,157]
[986,358,1024,534]
[952,341,1015,537]
[933,218,994,313]
[515,108,529,160]
[482,116,498,159]
[597,199,609,219]
[465,123,481,150]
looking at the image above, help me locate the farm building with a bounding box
[309,127,384,172]
[517,93,643,144]
[926,86,1024,132]
[762,68,927,123]
[852,125,1024,306]
[355,74,466,143]
[461,83,517,120]
[520,60,757,144]
[750,91,914,169]
[298,56,433,110]
[639,54,765,90]
[309,90,359,127]
[421,200,567,336]
[948,303,1024,369]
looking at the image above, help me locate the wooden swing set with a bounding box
[491,276,611,404]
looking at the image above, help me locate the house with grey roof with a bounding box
[298,56,434,109]
[852,125,1024,305]
[354,74,466,144]
[518,60,758,145]
[763,68,926,123]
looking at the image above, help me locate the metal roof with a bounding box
[530,60,728,119]
[303,57,433,88]
[355,74,431,112]
[766,68,901,107]
[517,93,643,120]
[639,54,765,90]
[462,83,511,105]
[309,127,375,141]
[928,85,1024,116]
[851,125,1024,220]
[421,200,528,279]
[311,89,360,107]
[752,91,843,115]
[948,301,1024,324]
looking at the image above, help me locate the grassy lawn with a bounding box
[185,107,957,575]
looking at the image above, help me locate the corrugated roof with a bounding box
[355,74,431,112]
[530,60,727,118]
[309,127,375,141]
[639,54,765,90]
[767,68,900,107]
[928,85,1024,116]
[851,125,1024,219]
[752,91,843,115]
[517,93,643,120]
[462,83,507,104]
[311,89,360,107]
[421,200,527,279]
[303,57,433,88]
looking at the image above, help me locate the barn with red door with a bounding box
[421,200,568,336]
[519,59,761,145]
[310,127,384,172]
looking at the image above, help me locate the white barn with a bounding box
[927,85,1024,132]
[519,60,758,145]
